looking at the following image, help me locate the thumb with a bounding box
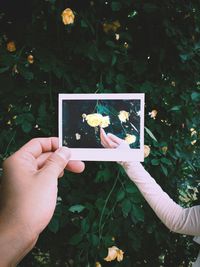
[41,147,71,178]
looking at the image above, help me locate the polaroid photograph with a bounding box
[59,93,144,161]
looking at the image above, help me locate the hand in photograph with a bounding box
[100,127,130,149]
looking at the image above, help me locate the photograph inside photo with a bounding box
[59,93,144,161]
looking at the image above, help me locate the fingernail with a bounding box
[55,147,71,161]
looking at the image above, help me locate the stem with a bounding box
[98,170,120,240]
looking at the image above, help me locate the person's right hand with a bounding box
[100,128,130,149]
[0,137,85,266]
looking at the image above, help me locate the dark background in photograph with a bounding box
[62,99,141,148]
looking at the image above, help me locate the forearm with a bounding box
[121,161,200,236]
[0,216,37,267]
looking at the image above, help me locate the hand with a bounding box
[100,128,129,149]
[0,137,85,266]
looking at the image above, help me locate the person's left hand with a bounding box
[100,128,129,149]
[0,137,85,266]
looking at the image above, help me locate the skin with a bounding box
[0,137,85,267]
[100,127,129,149]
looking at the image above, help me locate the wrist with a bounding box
[0,212,38,266]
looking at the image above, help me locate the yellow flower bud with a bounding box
[149,109,158,119]
[103,20,121,33]
[61,8,75,25]
[161,146,168,154]
[144,145,151,158]
[7,41,16,52]
[27,54,34,64]
[95,262,102,267]
[104,246,124,262]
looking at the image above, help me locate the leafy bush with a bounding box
[0,1,200,266]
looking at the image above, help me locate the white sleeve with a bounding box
[121,161,200,236]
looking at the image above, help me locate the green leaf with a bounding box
[169,105,182,111]
[111,1,122,11]
[161,164,168,176]
[18,66,34,80]
[144,127,158,142]
[121,198,132,217]
[81,218,90,234]
[116,189,125,202]
[191,92,200,102]
[151,159,160,166]
[131,204,144,222]
[161,158,172,165]
[48,217,59,233]
[89,234,99,247]
[69,204,85,213]
[125,183,138,194]
[22,121,32,133]
[111,54,117,66]
[0,66,9,73]
[69,233,83,245]
[81,19,88,28]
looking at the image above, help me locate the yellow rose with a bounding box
[85,113,103,127]
[190,128,197,136]
[161,146,168,154]
[61,8,75,25]
[100,116,110,128]
[149,109,158,119]
[104,246,124,262]
[103,20,121,33]
[27,54,34,64]
[144,145,151,158]
[7,41,16,52]
[95,262,102,267]
[125,134,136,144]
[118,110,130,122]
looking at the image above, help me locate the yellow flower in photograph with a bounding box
[75,133,81,140]
[100,116,110,128]
[144,145,151,158]
[61,8,75,25]
[104,246,124,262]
[85,113,103,127]
[27,54,34,64]
[125,134,136,144]
[7,41,16,52]
[95,262,102,267]
[149,109,158,119]
[118,110,130,122]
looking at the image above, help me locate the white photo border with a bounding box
[59,93,145,161]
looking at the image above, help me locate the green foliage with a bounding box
[1,0,200,266]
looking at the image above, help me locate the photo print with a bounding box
[59,93,144,161]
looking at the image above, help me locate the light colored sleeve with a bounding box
[121,161,200,236]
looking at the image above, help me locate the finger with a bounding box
[58,171,64,178]
[18,137,59,159]
[101,138,118,148]
[100,128,118,148]
[41,147,71,178]
[65,161,85,173]
[36,152,52,169]
[107,133,124,144]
